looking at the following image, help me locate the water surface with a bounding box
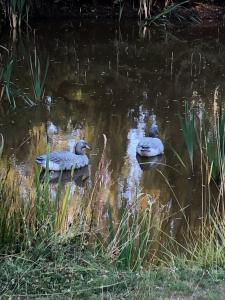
[1,21,225,245]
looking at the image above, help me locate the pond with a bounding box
[0,21,225,249]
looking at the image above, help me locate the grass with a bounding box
[105,195,169,271]
[1,237,225,299]
[0,166,70,252]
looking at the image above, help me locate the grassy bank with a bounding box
[1,239,225,299]
[1,173,225,298]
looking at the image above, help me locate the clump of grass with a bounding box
[179,214,225,268]
[29,48,49,101]
[0,167,70,252]
[106,194,169,271]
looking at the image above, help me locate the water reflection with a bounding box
[1,22,225,246]
[137,155,164,171]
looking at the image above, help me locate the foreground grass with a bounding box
[0,238,225,299]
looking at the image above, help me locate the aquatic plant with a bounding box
[0,55,34,107]
[180,101,195,170]
[29,48,49,101]
[7,0,29,28]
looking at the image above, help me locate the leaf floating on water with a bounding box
[0,133,4,158]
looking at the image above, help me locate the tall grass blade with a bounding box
[0,134,4,158]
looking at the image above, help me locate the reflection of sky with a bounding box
[120,106,149,204]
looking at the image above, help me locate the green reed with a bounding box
[29,48,49,101]
[205,111,225,183]
[178,91,225,184]
[180,101,195,171]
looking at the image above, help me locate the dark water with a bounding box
[1,21,225,244]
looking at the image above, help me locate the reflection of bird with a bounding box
[47,121,58,136]
[136,154,163,171]
[136,123,164,157]
[36,140,90,171]
[46,96,52,106]
[45,96,52,112]
[190,91,204,120]
[46,121,58,144]
[47,166,90,187]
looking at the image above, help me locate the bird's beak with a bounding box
[85,144,91,150]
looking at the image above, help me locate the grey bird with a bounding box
[36,140,90,171]
[136,123,164,157]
